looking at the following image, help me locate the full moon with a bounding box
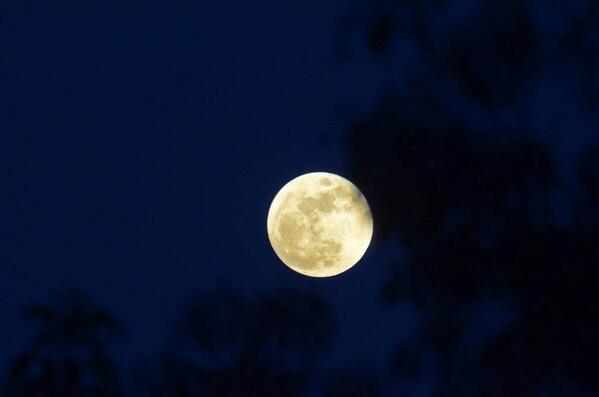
[267,172,373,277]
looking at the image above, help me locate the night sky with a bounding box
[0,0,392,374]
[1,1,598,396]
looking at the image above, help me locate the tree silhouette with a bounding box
[149,286,334,397]
[322,366,384,397]
[4,290,124,397]
[343,0,599,395]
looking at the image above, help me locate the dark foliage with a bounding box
[345,0,599,395]
[149,287,334,397]
[4,291,124,397]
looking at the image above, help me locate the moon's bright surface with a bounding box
[267,172,373,277]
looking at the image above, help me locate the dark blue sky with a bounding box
[2,3,597,395]
[0,0,396,374]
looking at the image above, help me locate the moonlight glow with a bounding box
[267,172,373,277]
